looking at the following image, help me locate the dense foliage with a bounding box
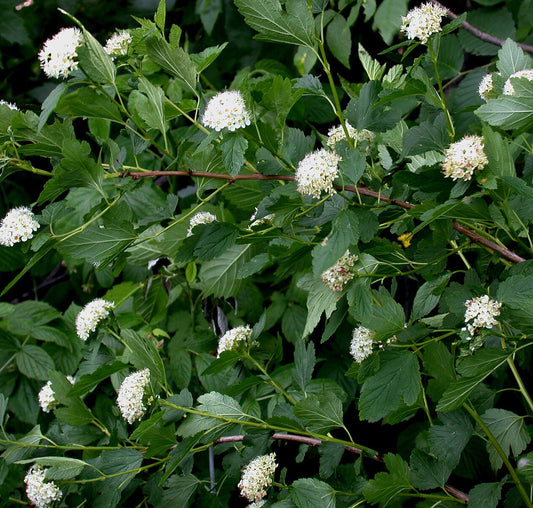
[2,0,533,506]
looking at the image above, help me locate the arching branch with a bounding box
[124,169,527,264]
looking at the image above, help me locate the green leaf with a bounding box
[260,75,305,129]
[39,83,68,132]
[496,39,532,78]
[361,289,405,342]
[437,349,511,412]
[16,345,54,380]
[409,449,451,490]
[358,44,386,81]
[476,79,533,131]
[428,411,473,468]
[154,0,166,31]
[121,329,165,387]
[411,272,451,321]
[363,453,412,505]
[291,478,337,508]
[132,77,168,140]
[177,391,247,439]
[161,473,201,504]
[372,0,407,44]
[298,273,340,337]
[359,350,421,422]
[319,442,345,479]
[234,0,316,48]
[70,361,127,397]
[56,88,122,123]
[59,222,136,267]
[16,456,87,480]
[497,275,533,308]
[38,139,105,204]
[195,0,222,35]
[199,244,252,297]
[190,43,228,73]
[293,340,315,392]
[482,124,516,178]
[146,37,198,96]
[468,482,503,508]
[326,14,351,68]
[293,393,344,434]
[0,10,30,45]
[200,351,240,376]
[219,133,248,176]
[481,408,531,471]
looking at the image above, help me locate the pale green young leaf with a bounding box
[482,408,530,471]
[234,0,316,48]
[358,44,386,80]
[291,478,337,508]
[190,43,228,73]
[359,350,421,422]
[135,77,168,139]
[154,0,166,32]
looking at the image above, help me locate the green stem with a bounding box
[464,403,532,508]
[160,400,379,458]
[428,43,455,139]
[507,355,533,415]
[450,239,471,270]
[244,353,297,405]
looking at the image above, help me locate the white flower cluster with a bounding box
[75,298,115,340]
[24,465,62,508]
[0,100,18,110]
[218,325,255,356]
[249,208,274,228]
[38,376,75,413]
[503,69,533,95]
[187,211,217,236]
[326,122,375,155]
[464,295,502,336]
[202,90,251,132]
[441,135,488,181]
[104,31,132,56]
[400,2,447,43]
[248,501,267,508]
[350,326,375,363]
[38,27,84,79]
[0,207,40,247]
[295,149,341,199]
[478,72,502,101]
[321,251,358,292]
[117,368,151,424]
[238,453,277,503]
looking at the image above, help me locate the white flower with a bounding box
[400,2,447,44]
[503,69,533,95]
[464,295,502,336]
[104,31,132,56]
[202,90,251,132]
[326,123,375,155]
[441,135,488,181]
[38,377,75,413]
[238,453,277,503]
[248,501,267,508]
[321,251,358,292]
[0,206,40,246]
[295,149,341,199]
[38,27,83,79]
[117,368,151,424]
[186,211,217,237]
[24,465,62,508]
[0,100,18,110]
[75,298,115,340]
[218,325,255,356]
[478,72,500,101]
[350,326,375,363]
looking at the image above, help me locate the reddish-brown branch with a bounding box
[213,433,469,503]
[125,169,526,264]
[434,1,533,53]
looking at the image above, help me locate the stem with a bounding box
[464,403,533,508]
[450,239,471,270]
[507,357,533,414]
[244,352,297,405]
[428,43,455,139]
